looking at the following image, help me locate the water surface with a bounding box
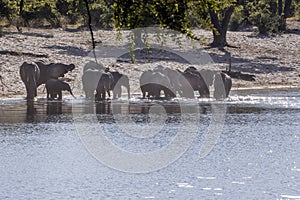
[0,88,299,199]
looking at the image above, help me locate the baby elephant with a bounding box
[45,79,75,100]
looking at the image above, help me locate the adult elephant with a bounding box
[153,65,183,96]
[45,79,75,100]
[182,66,211,98]
[213,72,232,99]
[35,61,75,86]
[110,71,130,99]
[83,61,105,72]
[140,70,176,99]
[95,72,114,101]
[82,68,102,99]
[19,62,40,100]
[177,69,210,98]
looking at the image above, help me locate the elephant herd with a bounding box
[81,62,130,101]
[19,61,75,100]
[19,61,232,101]
[139,65,232,100]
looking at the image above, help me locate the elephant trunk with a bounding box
[27,75,37,100]
[127,84,130,99]
[70,90,76,99]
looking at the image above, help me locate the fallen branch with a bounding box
[222,70,256,81]
[0,50,48,58]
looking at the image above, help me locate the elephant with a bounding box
[139,70,176,99]
[109,71,130,99]
[19,62,40,100]
[35,61,75,86]
[181,67,211,98]
[45,79,75,100]
[213,72,232,99]
[83,61,105,72]
[177,69,210,98]
[95,72,114,101]
[153,65,183,96]
[82,68,103,99]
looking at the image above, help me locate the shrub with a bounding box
[247,0,281,34]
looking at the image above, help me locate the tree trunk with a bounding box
[278,0,283,15]
[211,30,227,47]
[284,0,292,18]
[209,6,234,48]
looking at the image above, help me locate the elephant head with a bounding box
[20,62,40,100]
[83,61,105,72]
[35,61,75,86]
[45,79,75,100]
[178,68,210,98]
[95,72,114,101]
[213,72,232,100]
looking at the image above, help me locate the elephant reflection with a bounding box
[47,101,62,115]
[96,102,114,123]
[26,100,37,122]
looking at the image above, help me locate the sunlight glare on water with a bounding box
[0,88,299,199]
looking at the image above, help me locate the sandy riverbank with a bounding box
[0,23,299,99]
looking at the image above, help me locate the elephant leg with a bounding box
[113,86,121,99]
[25,84,31,99]
[198,88,210,98]
[102,89,106,100]
[58,91,62,100]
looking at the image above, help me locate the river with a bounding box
[0,88,299,199]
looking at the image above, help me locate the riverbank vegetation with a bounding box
[0,0,300,46]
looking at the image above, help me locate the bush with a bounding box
[294,1,300,21]
[229,7,244,31]
[247,0,281,34]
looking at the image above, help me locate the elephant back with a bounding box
[20,62,40,83]
[20,62,40,99]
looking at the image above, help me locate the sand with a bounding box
[0,22,299,99]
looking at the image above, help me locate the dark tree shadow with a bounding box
[1,30,54,38]
[42,45,89,57]
[117,48,190,64]
[209,51,295,74]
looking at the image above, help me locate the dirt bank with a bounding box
[0,23,299,99]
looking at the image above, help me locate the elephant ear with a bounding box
[48,63,75,78]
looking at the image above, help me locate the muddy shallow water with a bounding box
[0,89,300,199]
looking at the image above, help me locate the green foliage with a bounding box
[247,0,281,34]
[0,0,19,20]
[293,1,300,21]
[112,0,195,32]
[229,6,245,31]
[0,0,113,28]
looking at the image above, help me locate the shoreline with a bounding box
[1,85,299,101]
[0,25,299,99]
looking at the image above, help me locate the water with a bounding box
[0,88,300,199]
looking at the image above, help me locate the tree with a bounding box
[206,1,238,47]
[112,0,239,48]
